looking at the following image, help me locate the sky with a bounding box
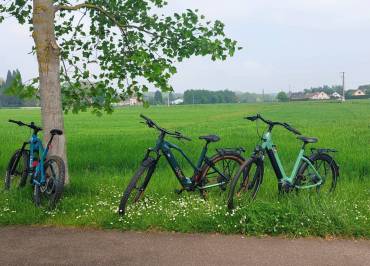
[1,0,370,93]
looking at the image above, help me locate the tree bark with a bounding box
[32,0,69,183]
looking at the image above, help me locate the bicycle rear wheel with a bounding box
[118,157,157,216]
[33,156,65,209]
[296,153,338,193]
[199,152,245,198]
[227,157,263,210]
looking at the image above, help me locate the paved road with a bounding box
[0,226,369,266]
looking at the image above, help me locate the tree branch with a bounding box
[55,3,126,35]
[55,3,168,40]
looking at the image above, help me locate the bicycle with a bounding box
[227,114,339,209]
[118,115,245,216]
[5,119,66,208]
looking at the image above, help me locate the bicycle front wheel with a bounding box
[118,157,157,216]
[4,149,29,190]
[227,157,263,210]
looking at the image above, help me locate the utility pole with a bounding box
[262,89,265,103]
[167,92,170,107]
[340,72,346,102]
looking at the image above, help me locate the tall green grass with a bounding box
[0,101,369,237]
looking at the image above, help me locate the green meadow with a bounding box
[0,101,369,238]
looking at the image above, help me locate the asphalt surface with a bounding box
[0,226,369,266]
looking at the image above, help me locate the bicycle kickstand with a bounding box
[174,188,184,195]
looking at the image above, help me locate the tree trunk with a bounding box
[32,0,69,183]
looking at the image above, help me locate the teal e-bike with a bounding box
[227,114,339,209]
[5,120,65,208]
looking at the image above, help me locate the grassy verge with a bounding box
[0,101,369,237]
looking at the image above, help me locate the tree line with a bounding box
[0,70,38,107]
[142,89,277,105]
[304,85,343,95]
[183,90,237,104]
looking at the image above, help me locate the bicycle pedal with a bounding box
[174,189,184,195]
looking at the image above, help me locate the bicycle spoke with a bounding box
[50,163,57,178]
[206,170,217,176]
[227,160,238,178]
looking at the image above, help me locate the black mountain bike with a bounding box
[118,115,245,216]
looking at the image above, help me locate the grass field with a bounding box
[0,101,369,238]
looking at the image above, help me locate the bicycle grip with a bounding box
[245,115,258,121]
[140,114,148,120]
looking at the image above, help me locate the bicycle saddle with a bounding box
[50,129,63,135]
[297,136,318,144]
[199,135,220,143]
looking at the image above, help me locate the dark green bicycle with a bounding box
[118,115,245,216]
[227,114,339,209]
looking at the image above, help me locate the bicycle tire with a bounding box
[227,157,263,210]
[296,153,338,193]
[43,155,66,209]
[199,152,245,198]
[118,157,157,216]
[4,149,29,190]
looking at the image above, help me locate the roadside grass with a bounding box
[0,101,369,237]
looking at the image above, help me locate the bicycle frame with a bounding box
[148,133,228,189]
[260,132,323,189]
[15,134,50,186]
[30,133,50,186]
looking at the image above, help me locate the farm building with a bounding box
[289,92,306,101]
[171,98,184,105]
[331,92,343,100]
[306,92,330,100]
[352,89,365,96]
[117,97,142,106]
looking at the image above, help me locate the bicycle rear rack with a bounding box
[216,147,245,156]
[311,148,338,154]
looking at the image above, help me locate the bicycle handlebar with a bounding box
[140,114,191,141]
[245,114,302,135]
[8,119,42,132]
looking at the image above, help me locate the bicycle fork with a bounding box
[9,142,28,176]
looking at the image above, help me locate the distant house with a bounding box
[358,85,370,97]
[307,92,330,100]
[331,92,343,100]
[289,92,306,101]
[117,97,142,106]
[129,98,141,105]
[352,89,365,96]
[171,98,184,105]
